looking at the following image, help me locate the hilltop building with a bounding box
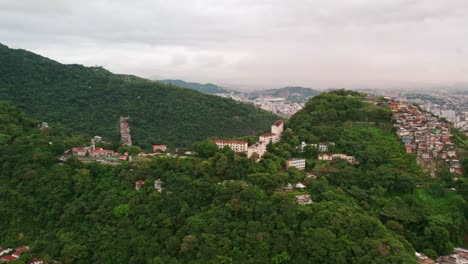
[211,140,248,153]
[295,194,313,205]
[247,119,284,160]
[271,120,284,138]
[211,120,283,161]
[247,141,267,160]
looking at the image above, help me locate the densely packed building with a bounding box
[391,100,463,176]
[120,116,132,146]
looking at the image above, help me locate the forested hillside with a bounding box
[2,91,468,263]
[0,99,419,263]
[0,43,277,148]
[158,79,229,94]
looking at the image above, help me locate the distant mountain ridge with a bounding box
[250,86,321,102]
[0,43,278,148]
[158,79,230,94]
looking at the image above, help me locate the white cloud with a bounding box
[0,0,467,89]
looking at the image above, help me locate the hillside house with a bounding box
[271,120,284,137]
[72,147,88,157]
[153,145,167,152]
[295,194,313,205]
[89,148,116,159]
[318,154,333,161]
[135,180,145,191]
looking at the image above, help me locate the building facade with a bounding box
[211,140,248,153]
[286,159,306,170]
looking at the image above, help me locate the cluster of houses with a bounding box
[135,179,163,193]
[435,247,468,264]
[70,133,170,162]
[276,182,313,205]
[71,139,122,162]
[211,120,284,161]
[391,101,463,176]
[120,116,132,146]
[0,246,42,263]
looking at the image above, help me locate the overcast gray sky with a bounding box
[1,0,467,90]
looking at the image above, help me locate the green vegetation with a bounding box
[158,79,230,94]
[0,43,278,149]
[1,89,467,263]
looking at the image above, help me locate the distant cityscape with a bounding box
[215,92,306,118]
[214,88,468,136]
[358,88,468,133]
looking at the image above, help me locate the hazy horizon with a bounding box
[1,0,468,90]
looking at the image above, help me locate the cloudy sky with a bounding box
[1,0,467,90]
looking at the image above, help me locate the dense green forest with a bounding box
[0,43,278,148]
[1,90,468,263]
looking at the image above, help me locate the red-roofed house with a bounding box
[28,258,43,264]
[0,255,18,262]
[71,147,88,157]
[89,148,116,158]
[405,145,412,153]
[135,180,145,191]
[153,145,167,152]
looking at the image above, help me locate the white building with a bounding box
[211,140,248,153]
[154,179,163,193]
[259,133,278,144]
[295,194,313,205]
[247,141,267,160]
[286,159,306,170]
[271,120,284,138]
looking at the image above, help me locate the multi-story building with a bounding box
[286,158,306,170]
[259,133,278,144]
[247,141,267,159]
[211,139,248,153]
[271,120,284,137]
